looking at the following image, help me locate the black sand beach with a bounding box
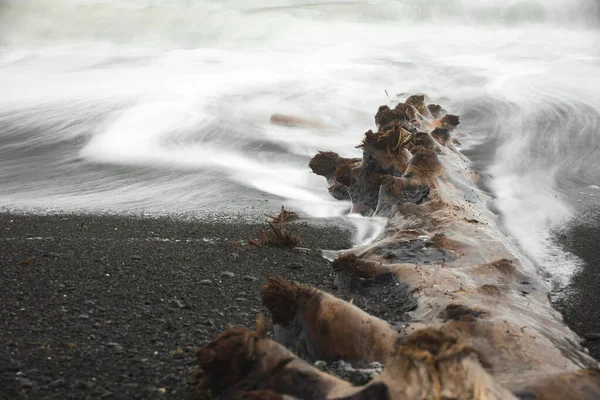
[0,213,352,399]
[2,211,600,399]
[554,212,600,361]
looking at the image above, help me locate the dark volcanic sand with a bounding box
[3,211,598,400]
[0,213,353,400]
[553,212,600,361]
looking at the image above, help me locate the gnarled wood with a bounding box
[196,96,600,399]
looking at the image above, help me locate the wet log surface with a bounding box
[196,97,600,399]
[3,98,599,400]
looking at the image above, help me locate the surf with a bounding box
[0,0,599,288]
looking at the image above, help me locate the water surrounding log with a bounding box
[195,97,600,399]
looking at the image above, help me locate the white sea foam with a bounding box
[1,0,599,286]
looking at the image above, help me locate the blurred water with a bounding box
[1,0,599,282]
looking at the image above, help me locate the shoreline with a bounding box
[2,128,599,398]
[1,201,599,397]
[553,211,600,361]
[0,212,353,399]
[194,99,600,398]
[464,134,599,359]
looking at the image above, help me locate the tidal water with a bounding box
[1,0,599,287]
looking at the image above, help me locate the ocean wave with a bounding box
[0,0,598,48]
[0,1,599,288]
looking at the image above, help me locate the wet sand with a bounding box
[554,211,600,361]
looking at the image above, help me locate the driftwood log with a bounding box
[195,96,600,399]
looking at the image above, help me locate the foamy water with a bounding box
[1,0,599,285]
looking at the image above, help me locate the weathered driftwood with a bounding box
[270,114,330,129]
[195,96,600,399]
[248,206,301,248]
